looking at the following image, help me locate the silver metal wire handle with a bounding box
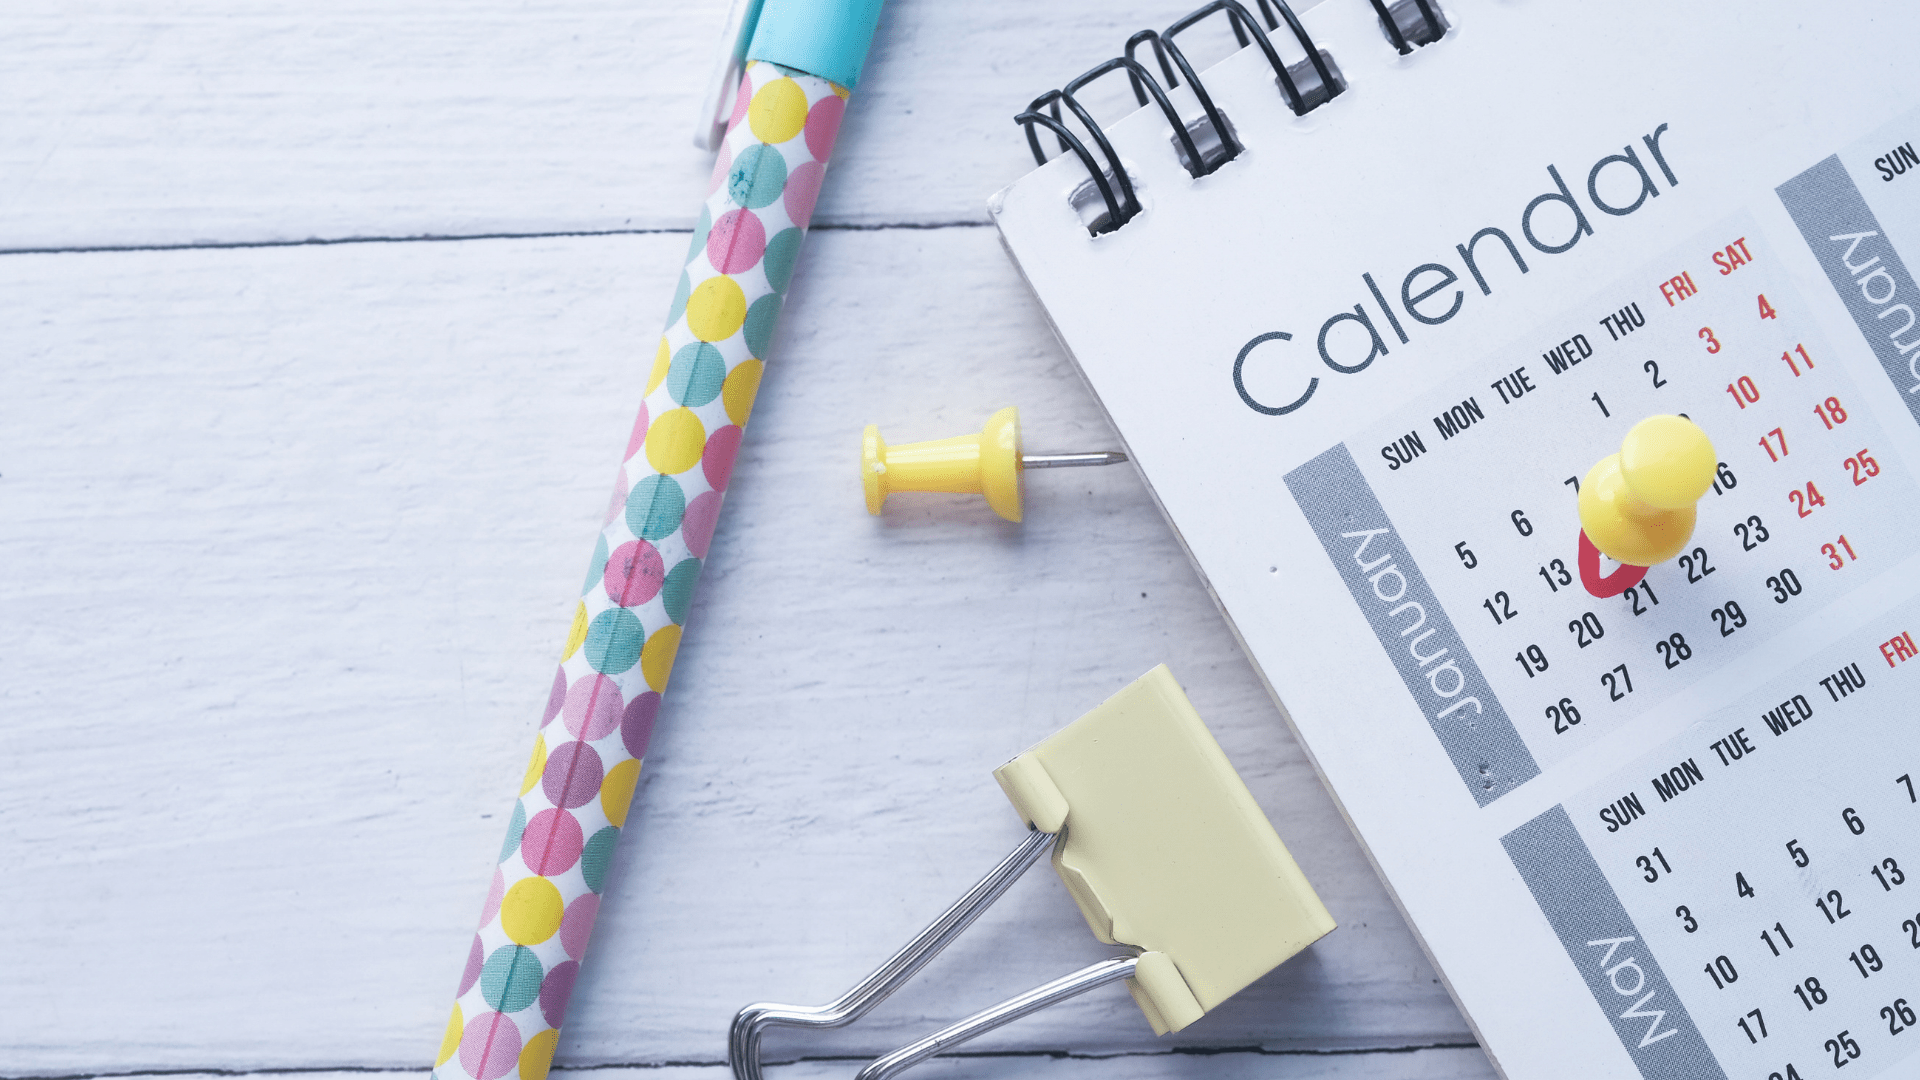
[855,955,1141,1080]
[727,828,1059,1080]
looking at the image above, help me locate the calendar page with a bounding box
[1285,213,1920,1079]
[1289,216,1920,800]
[1505,604,1920,1080]
[990,3,1920,1077]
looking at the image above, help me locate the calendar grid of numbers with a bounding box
[1289,215,1920,805]
[1509,609,1920,1080]
[1284,139,1920,1079]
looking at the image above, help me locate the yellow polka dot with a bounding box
[500,877,565,945]
[521,734,547,797]
[641,624,682,693]
[519,1028,560,1080]
[436,1003,463,1066]
[647,337,670,395]
[645,408,707,475]
[562,601,588,661]
[722,358,764,428]
[686,276,747,342]
[831,82,851,100]
[601,759,643,827]
[749,77,809,144]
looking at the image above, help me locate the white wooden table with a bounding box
[0,2,1497,1078]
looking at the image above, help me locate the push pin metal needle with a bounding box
[862,406,1127,522]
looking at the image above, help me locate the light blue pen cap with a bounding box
[695,0,886,150]
[746,0,887,90]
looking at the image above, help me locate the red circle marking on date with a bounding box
[1579,530,1649,598]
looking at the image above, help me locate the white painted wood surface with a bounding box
[0,0,1499,1077]
[3,0,1194,248]
[150,1050,1499,1080]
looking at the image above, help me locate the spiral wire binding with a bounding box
[1016,0,1447,236]
[1369,0,1448,54]
[1123,26,1239,172]
[1165,0,1338,116]
[1066,58,1209,181]
[1019,90,1138,235]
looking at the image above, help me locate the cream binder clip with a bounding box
[728,665,1336,1080]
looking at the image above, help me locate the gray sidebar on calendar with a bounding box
[1503,807,1726,1080]
[1285,443,1538,806]
[1777,154,1920,428]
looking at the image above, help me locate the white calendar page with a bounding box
[991,3,1920,1078]
[1332,215,1920,782]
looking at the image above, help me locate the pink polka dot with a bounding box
[604,466,627,527]
[621,692,660,759]
[460,1010,522,1080]
[682,490,723,559]
[521,807,585,876]
[543,741,605,810]
[805,94,845,161]
[458,934,485,996]
[626,402,650,460]
[542,666,567,727]
[783,161,825,231]
[479,867,505,927]
[602,539,665,608]
[563,673,625,740]
[708,140,732,197]
[702,425,743,492]
[561,893,600,960]
[728,70,753,132]
[707,209,767,274]
[540,960,579,1029]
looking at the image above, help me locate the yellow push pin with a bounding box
[862,406,1128,522]
[1578,414,1717,566]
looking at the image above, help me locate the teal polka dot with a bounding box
[662,558,702,625]
[499,802,526,863]
[667,342,727,407]
[687,206,713,264]
[728,144,788,209]
[583,534,609,598]
[584,608,645,674]
[624,474,686,541]
[743,294,783,360]
[762,228,803,293]
[480,944,544,1013]
[667,270,691,326]
[582,826,620,894]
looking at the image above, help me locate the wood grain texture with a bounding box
[0,0,1497,1077]
[0,229,1486,1075]
[0,0,1314,249]
[103,1049,1495,1080]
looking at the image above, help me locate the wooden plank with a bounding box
[88,1048,1498,1080]
[0,226,1471,1073]
[0,0,1326,249]
[812,1051,1500,1080]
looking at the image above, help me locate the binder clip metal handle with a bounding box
[857,955,1141,1080]
[729,666,1336,1079]
[728,827,1060,1080]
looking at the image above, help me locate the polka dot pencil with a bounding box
[431,7,882,1072]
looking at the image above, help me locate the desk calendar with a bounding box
[991,1,1920,1076]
